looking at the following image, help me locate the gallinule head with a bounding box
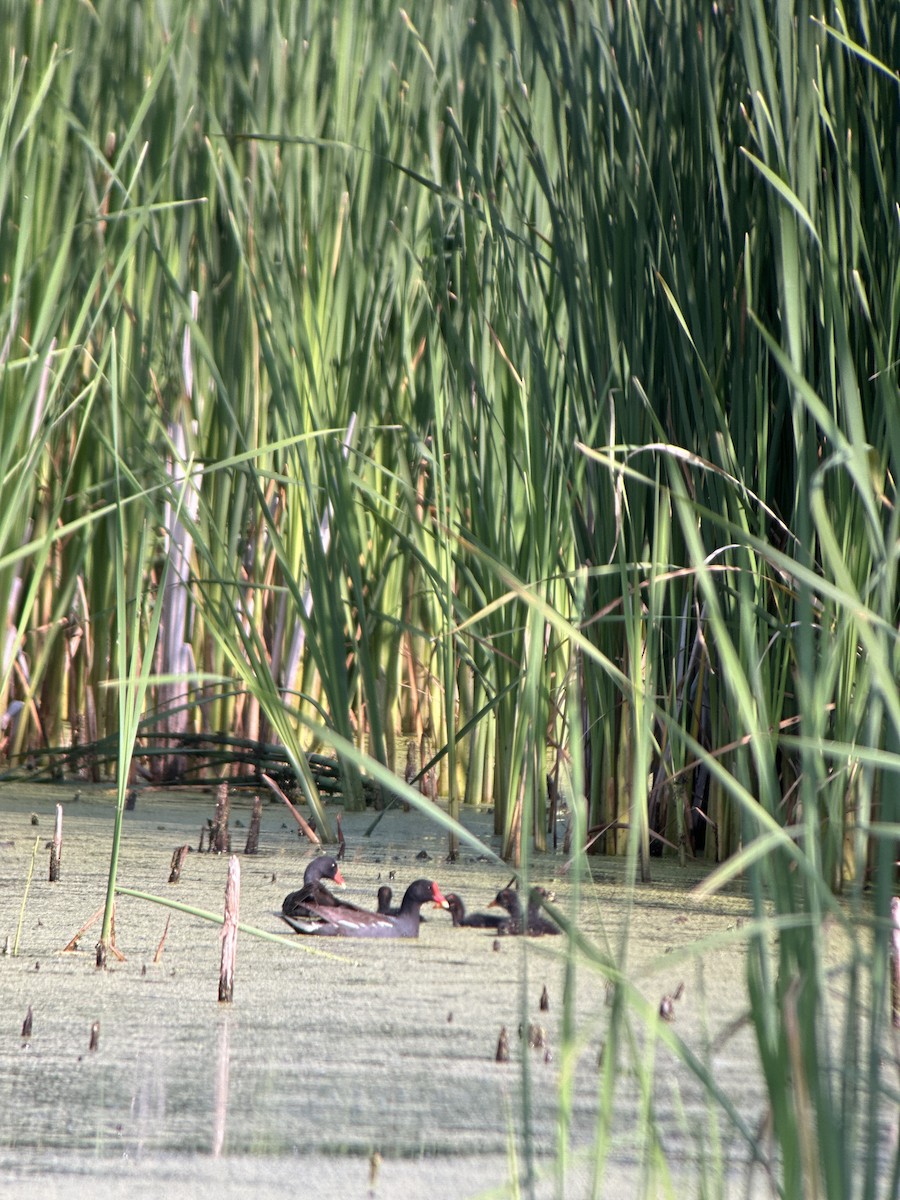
[281,855,365,920]
[445,892,505,929]
[281,879,448,938]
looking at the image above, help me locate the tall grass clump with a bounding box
[1,0,899,1192]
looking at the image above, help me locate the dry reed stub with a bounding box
[659,982,685,1023]
[211,783,230,854]
[495,1026,509,1063]
[244,795,262,854]
[49,804,62,882]
[21,1006,32,1039]
[218,856,240,1003]
[168,844,190,883]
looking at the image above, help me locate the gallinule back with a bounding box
[489,886,560,936]
[281,879,448,938]
[444,892,505,929]
[281,855,367,920]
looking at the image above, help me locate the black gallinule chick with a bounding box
[379,884,430,923]
[281,879,449,938]
[489,887,525,934]
[489,886,560,936]
[525,886,561,936]
[281,856,367,920]
[445,892,505,929]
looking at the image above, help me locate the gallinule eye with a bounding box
[444,892,505,929]
[281,879,449,938]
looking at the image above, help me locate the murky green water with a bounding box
[0,782,787,1197]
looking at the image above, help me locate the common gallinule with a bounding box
[489,886,560,936]
[281,879,448,938]
[445,892,505,929]
[281,855,366,920]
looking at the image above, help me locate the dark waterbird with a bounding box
[444,893,505,929]
[489,886,561,937]
[281,855,366,920]
[281,879,449,938]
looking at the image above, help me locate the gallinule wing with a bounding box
[445,892,505,929]
[281,879,448,938]
[281,856,367,920]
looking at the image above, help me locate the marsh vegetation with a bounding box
[1,1,899,1195]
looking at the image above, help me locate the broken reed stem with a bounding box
[261,772,320,843]
[49,803,63,882]
[154,914,171,964]
[14,835,41,957]
[218,856,240,1003]
[244,795,262,855]
[91,902,126,966]
[62,902,106,952]
[168,844,190,883]
[891,896,900,1028]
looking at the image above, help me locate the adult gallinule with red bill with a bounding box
[281,855,368,920]
[281,879,448,938]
